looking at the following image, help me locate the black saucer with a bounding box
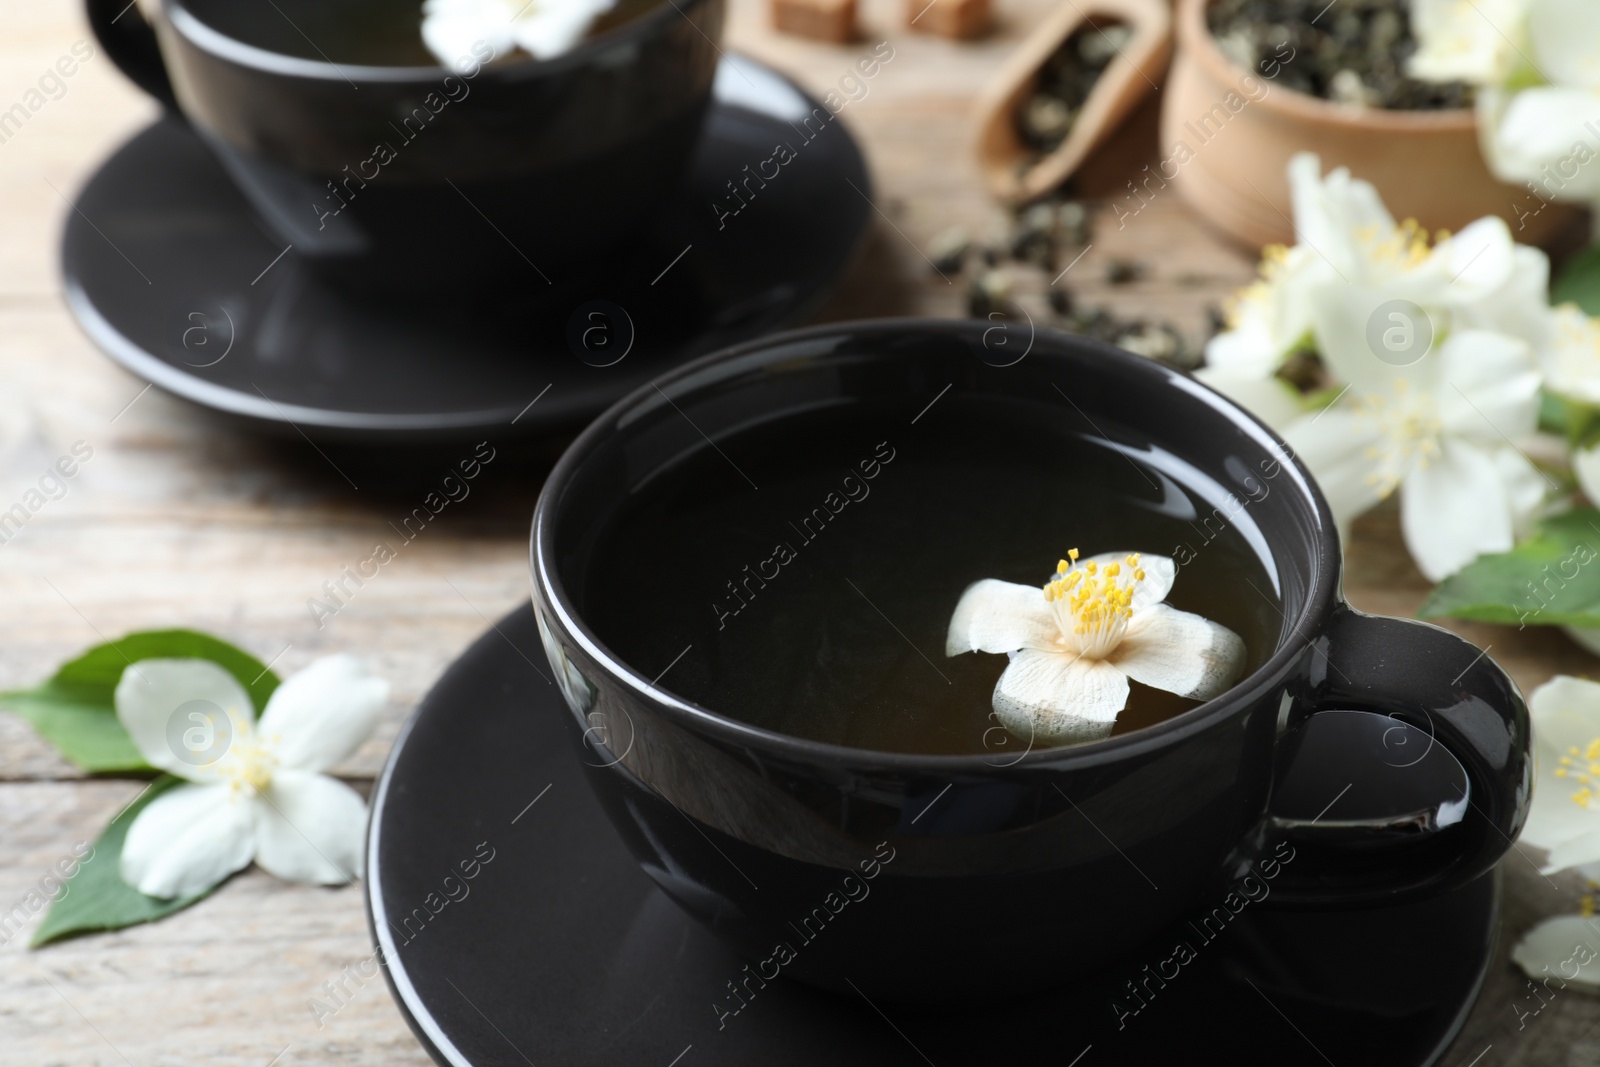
[62,58,869,445]
[366,604,1497,1067]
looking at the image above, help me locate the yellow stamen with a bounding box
[1041,547,1148,661]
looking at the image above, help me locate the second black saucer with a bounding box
[366,603,1496,1067]
[62,58,870,445]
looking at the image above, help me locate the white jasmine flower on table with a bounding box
[1506,675,1600,991]
[1410,0,1600,204]
[1518,675,1600,876]
[1407,0,1530,85]
[115,656,389,899]
[1282,285,1546,582]
[1197,154,1527,428]
[1543,304,1600,408]
[421,0,618,67]
[1194,155,1559,583]
[1537,306,1600,506]
[1512,914,1600,991]
[1195,243,1315,430]
[945,550,1245,745]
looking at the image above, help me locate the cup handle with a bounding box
[1250,605,1531,907]
[87,0,177,109]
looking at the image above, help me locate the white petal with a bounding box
[1495,88,1600,158]
[1521,677,1600,851]
[256,655,389,772]
[1493,446,1548,539]
[1528,0,1600,90]
[1284,408,1388,527]
[1435,217,1515,303]
[1203,308,1281,377]
[1485,88,1600,199]
[1110,603,1246,701]
[1287,154,1394,282]
[945,580,1061,656]
[1400,438,1516,581]
[121,782,255,899]
[1543,827,1600,873]
[1436,330,1541,442]
[1408,0,1527,83]
[252,769,367,885]
[420,0,518,68]
[1272,246,1331,352]
[1308,282,1440,393]
[1511,915,1600,990]
[1082,552,1176,611]
[1521,760,1594,852]
[1541,305,1600,407]
[992,650,1129,745]
[1461,246,1552,348]
[114,659,257,783]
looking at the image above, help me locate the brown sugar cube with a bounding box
[770,0,857,43]
[908,0,989,39]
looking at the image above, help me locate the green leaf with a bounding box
[1540,391,1600,451]
[1554,245,1600,316]
[0,683,148,770]
[30,775,218,946]
[0,630,278,772]
[1420,509,1600,627]
[1540,390,1571,438]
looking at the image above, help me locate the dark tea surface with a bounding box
[580,394,1283,756]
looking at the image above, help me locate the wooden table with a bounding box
[2,0,1595,1062]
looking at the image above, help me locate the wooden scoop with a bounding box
[974,0,1173,204]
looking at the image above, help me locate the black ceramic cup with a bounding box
[529,319,1530,1002]
[85,0,723,293]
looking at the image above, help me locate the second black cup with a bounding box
[87,0,724,292]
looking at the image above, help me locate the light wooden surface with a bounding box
[1,0,1597,1063]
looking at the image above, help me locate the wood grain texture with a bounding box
[0,0,1595,1062]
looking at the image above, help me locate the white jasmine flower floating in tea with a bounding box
[945,551,1245,746]
[114,656,388,899]
[421,0,618,67]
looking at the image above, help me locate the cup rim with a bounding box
[530,317,1342,771]
[160,0,699,83]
